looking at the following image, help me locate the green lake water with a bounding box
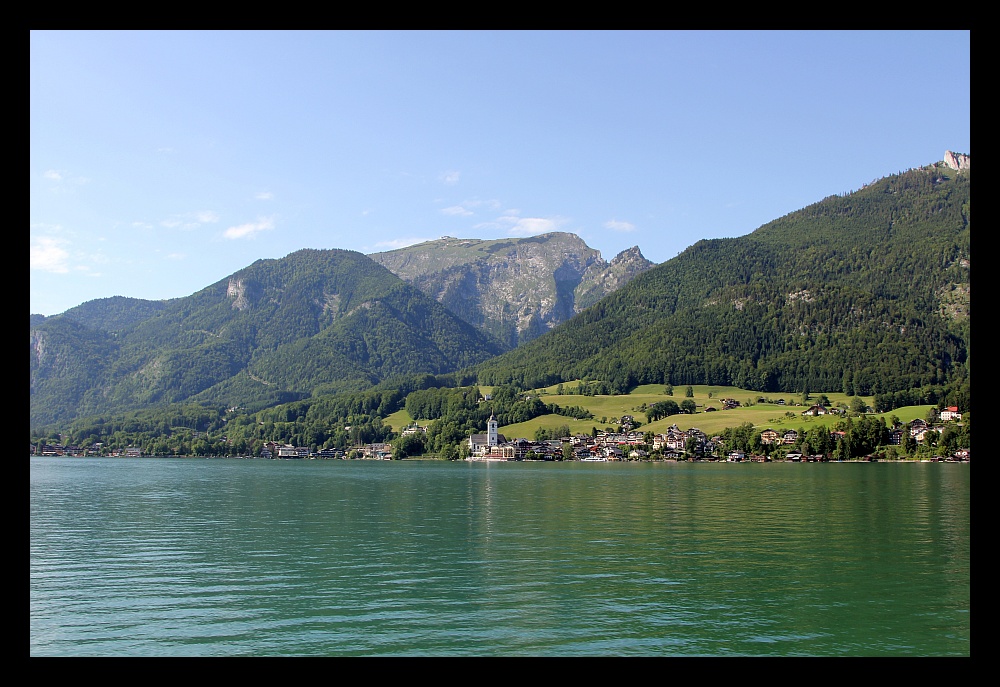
[30,457,970,656]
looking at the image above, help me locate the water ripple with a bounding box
[31,459,970,656]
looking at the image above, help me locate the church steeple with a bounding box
[487,413,498,447]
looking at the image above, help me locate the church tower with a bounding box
[487,413,498,447]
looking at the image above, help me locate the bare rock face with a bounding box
[370,232,654,346]
[575,246,655,311]
[944,150,970,171]
[227,277,262,311]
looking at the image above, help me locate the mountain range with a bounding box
[30,236,650,428]
[475,156,970,401]
[30,153,970,431]
[30,249,507,427]
[370,233,653,347]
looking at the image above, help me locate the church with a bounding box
[467,413,513,460]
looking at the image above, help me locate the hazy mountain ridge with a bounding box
[370,233,654,347]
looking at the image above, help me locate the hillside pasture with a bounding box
[384,408,415,433]
[390,382,932,442]
[495,382,930,440]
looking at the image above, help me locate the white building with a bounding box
[468,413,508,458]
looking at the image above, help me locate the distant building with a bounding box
[469,414,507,457]
[940,407,963,421]
[760,429,780,445]
[909,419,928,436]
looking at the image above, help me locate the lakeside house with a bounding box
[760,429,781,445]
[941,407,963,421]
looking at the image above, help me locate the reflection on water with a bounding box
[31,459,969,656]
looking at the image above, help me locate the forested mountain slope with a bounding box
[30,249,508,428]
[60,296,175,331]
[474,159,970,398]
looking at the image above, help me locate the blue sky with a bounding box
[30,30,970,316]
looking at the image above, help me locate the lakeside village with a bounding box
[34,401,970,463]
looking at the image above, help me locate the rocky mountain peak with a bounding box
[944,150,970,171]
[369,233,654,347]
[611,246,648,264]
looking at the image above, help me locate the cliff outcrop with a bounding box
[944,150,970,171]
[370,233,654,347]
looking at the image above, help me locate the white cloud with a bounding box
[255,191,274,200]
[41,169,90,186]
[372,237,434,250]
[224,216,275,240]
[30,236,70,273]
[496,215,567,237]
[605,219,636,233]
[463,198,503,211]
[160,211,220,230]
[437,199,504,219]
[166,252,186,260]
[441,170,460,185]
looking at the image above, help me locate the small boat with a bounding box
[581,456,608,462]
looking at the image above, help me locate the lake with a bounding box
[29,457,970,656]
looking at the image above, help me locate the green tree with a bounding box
[646,400,680,422]
[393,432,426,459]
[685,386,694,398]
[681,399,696,414]
[922,428,938,448]
[562,443,574,461]
[685,435,700,458]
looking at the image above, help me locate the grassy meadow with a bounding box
[385,382,933,440]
